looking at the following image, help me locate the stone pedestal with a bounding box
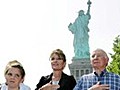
[69,58,93,81]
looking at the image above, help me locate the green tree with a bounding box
[107,35,120,75]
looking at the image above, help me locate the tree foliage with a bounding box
[107,35,120,75]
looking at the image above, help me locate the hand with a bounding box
[89,82,109,90]
[39,81,60,90]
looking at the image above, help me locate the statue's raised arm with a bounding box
[87,0,92,19]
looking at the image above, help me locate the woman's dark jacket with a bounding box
[35,72,76,90]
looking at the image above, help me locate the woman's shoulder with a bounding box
[0,83,31,90]
[40,73,52,80]
[61,73,76,86]
[0,83,7,90]
[20,83,31,90]
[38,73,52,83]
[62,72,75,80]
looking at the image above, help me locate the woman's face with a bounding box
[5,67,23,89]
[50,54,66,71]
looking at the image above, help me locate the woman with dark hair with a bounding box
[35,49,76,90]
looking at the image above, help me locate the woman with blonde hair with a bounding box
[1,60,31,90]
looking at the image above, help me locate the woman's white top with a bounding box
[0,83,31,90]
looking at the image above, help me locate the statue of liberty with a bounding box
[68,0,92,59]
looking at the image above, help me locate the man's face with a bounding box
[91,50,108,70]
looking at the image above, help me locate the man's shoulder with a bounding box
[80,73,94,80]
[82,73,94,77]
[107,72,120,78]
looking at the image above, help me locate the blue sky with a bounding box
[0,0,120,89]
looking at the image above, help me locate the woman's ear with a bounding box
[20,77,25,83]
[63,62,66,69]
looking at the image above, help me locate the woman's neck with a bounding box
[8,86,19,90]
[52,71,62,81]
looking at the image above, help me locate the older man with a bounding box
[74,48,120,90]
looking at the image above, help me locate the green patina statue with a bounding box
[68,0,92,59]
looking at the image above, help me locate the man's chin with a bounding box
[92,65,99,69]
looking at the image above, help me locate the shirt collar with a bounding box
[93,69,107,77]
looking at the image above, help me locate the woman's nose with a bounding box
[10,75,16,79]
